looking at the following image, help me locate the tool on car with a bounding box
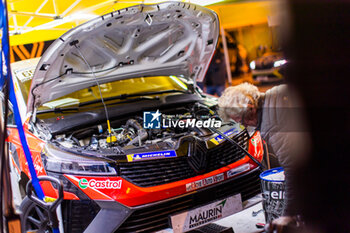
[200,106,264,168]
[209,127,265,168]
[72,42,113,142]
[252,209,264,217]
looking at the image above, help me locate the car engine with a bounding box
[52,104,219,152]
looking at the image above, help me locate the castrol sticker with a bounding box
[65,175,124,200]
[78,178,122,190]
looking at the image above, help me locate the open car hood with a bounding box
[28,1,219,111]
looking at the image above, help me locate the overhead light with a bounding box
[250,61,256,70]
[118,0,225,6]
[142,0,165,3]
[273,59,287,68]
[186,0,225,6]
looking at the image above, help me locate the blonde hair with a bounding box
[218,82,261,121]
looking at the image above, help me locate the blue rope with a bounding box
[0,0,44,200]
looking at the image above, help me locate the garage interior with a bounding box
[1,0,349,233]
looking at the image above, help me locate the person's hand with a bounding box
[264,216,300,233]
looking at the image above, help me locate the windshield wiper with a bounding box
[37,107,80,115]
[37,90,188,114]
[36,96,161,114]
[80,89,189,107]
[80,96,161,107]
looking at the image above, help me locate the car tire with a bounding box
[20,197,52,233]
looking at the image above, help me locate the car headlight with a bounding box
[41,145,117,175]
[249,61,256,70]
[273,59,287,68]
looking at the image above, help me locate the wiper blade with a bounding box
[80,89,188,107]
[37,97,161,114]
[37,107,79,115]
[80,96,160,107]
[127,89,190,97]
[37,90,187,114]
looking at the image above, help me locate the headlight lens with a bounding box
[249,61,256,70]
[273,59,287,68]
[41,145,117,175]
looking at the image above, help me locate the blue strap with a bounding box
[1,3,60,233]
[8,77,45,199]
[0,0,44,199]
[0,3,4,90]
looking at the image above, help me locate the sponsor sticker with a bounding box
[227,164,251,178]
[270,190,285,200]
[210,127,241,145]
[170,194,243,233]
[13,67,35,83]
[33,156,44,174]
[251,138,257,146]
[127,150,177,162]
[251,132,261,146]
[78,178,122,190]
[186,173,224,192]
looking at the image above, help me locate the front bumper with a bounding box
[61,167,262,233]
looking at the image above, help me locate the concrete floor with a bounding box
[215,202,265,233]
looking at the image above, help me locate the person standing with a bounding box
[218,82,309,225]
[204,47,227,96]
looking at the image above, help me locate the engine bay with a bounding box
[51,103,221,153]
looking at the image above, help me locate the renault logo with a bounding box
[187,140,208,174]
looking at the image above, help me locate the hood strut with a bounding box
[73,42,112,137]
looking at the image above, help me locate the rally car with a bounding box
[6,2,265,232]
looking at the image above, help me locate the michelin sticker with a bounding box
[127,150,176,162]
[170,194,243,233]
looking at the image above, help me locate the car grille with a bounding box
[117,168,261,233]
[119,130,250,187]
[62,200,100,233]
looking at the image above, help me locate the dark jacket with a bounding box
[205,50,227,86]
[259,85,309,216]
[260,85,307,168]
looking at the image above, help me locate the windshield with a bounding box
[37,76,188,119]
[13,67,35,104]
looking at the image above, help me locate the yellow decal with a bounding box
[127,154,134,162]
[210,138,220,145]
[44,196,56,203]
